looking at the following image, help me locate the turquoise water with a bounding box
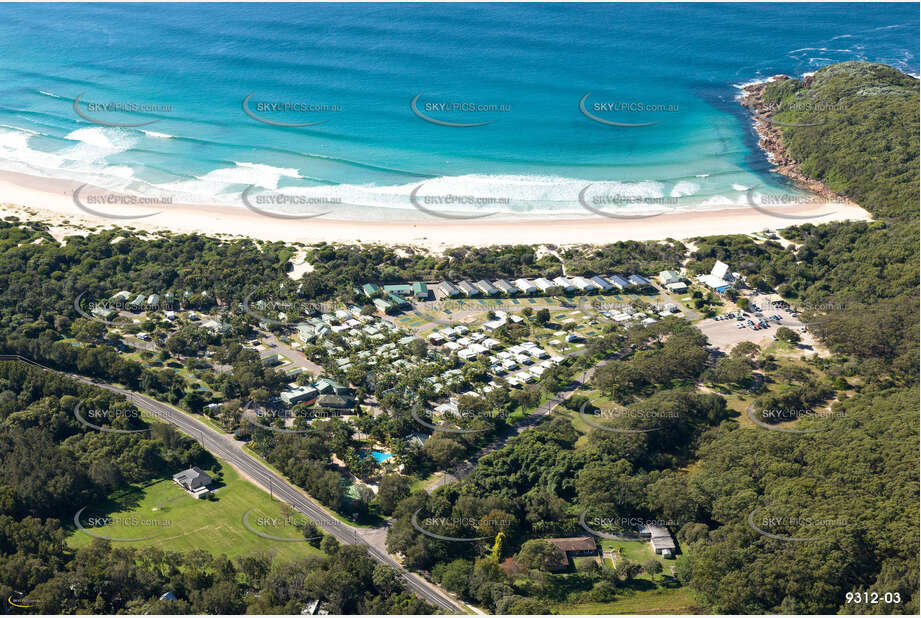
[372,451,393,463]
[0,3,916,219]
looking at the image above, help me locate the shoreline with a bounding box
[0,168,871,249]
[737,74,851,202]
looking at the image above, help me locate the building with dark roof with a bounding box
[628,274,652,286]
[544,536,598,570]
[173,467,213,497]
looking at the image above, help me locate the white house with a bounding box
[513,278,538,294]
[571,277,598,292]
[534,278,560,294]
[553,276,576,293]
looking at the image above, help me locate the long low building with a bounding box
[476,280,500,296]
[438,281,460,297]
[412,281,429,300]
[571,276,598,292]
[457,281,480,296]
[553,276,576,293]
[534,277,560,294]
[513,278,538,294]
[493,279,518,295]
[590,275,614,291]
[281,385,319,405]
[640,524,677,557]
[628,274,652,286]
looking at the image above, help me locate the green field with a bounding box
[600,539,668,574]
[68,465,324,562]
[559,586,701,614]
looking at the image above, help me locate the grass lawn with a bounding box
[68,465,324,562]
[559,585,701,614]
[572,555,601,570]
[601,539,664,571]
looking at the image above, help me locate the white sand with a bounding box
[0,171,872,249]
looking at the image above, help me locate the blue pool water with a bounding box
[0,3,915,218]
[371,451,393,463]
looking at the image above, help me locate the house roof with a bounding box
[590,275,614,289]
[438,281,460,295]
[316,394,354,408]
[628,274,651,285]
[699,274,732,290]
[172,466,212,486]
[640,524,676,550]
[383,283,413,294]
[546,536,597,553]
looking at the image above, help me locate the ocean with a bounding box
[0,2,916,220]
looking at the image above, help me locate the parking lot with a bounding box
[697,305,822,353]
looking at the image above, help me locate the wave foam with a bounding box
[64,126,138,158]
[141,129,174,139]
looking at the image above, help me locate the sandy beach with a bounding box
[0,170,871,249]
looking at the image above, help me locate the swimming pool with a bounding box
[371,451,393,463]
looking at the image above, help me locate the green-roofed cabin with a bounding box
[412,281,429,300]
[383,283,413,296]
[387,293,411,308]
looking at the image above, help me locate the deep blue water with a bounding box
[0,3,916,218]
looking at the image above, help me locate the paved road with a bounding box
[261,332,325,377]
[115,390,465,613]
[0,355,465,614]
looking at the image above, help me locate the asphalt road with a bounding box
[114,388,466,613]
[0,355,465,614]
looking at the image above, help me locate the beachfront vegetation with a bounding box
[763,61,919,221]
[0,59,916,615]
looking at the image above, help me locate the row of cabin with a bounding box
[436,274,651,298]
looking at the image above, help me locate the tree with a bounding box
[776,326,801,344]
[371,564,402,597]
[423,435,465,469]
[377,474,412,515]
[320,534,340,555]
[615,558,641,581]
[643,558,663,577]
[731,341,760,358]
[491,531,506,562]
[535,308,550,324]
[706,356,753,386]
[302,521,322,547]
[516,539,562,572]
[72,318,106,343]
[433,559,473,597]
